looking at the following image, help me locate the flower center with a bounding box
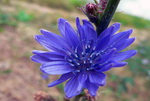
[66,40,105,73]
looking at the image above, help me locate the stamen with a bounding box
[74,54,78,58]
[90,60,93,63]
[67,58,73,62]
[87,68,91,70]
[85,44,88,49]
[83,60,86,64]
[87,66,95,71]
[96,52,100,56]
[82,52,84,55]
[90,52,96,57]
[88,44,90,48]
[73,70,80,75]
[76,63,80,65]
[69,63,75,67]
[93,46,96,50]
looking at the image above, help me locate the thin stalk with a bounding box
[96,0,120,35]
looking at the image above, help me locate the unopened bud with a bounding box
[99,0,109,10]
[80,0,109,26]
[86,3,98,15]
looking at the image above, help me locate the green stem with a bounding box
[96,0,120,35]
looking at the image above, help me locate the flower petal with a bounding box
[64,21,79,48]
[114,38,135,52]
[32,50,47,54]
[98,63,114,72]
[98,23,120,40]
[48,72,73,87]
[76,17,86,40]
[78,72,88,84]
[34,51,65,61]
[82,20,97,40]
[109,29,133,44]
[64,75,82,98]
[113,62,128,67]
[58,18,66,37]
[89,72,106,86]
[76,18,97,41]
[95,35,110,51]
[111,23,121,34]
[31,55,51,63]
[40,29,70,50]
[41,61,73,75]
[95,48,117,63]
[83,25,97,41]
[112,50,137,61]
[34,35,53,51]
[82,19,95,29]
[85,79,99,96]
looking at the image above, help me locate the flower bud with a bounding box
[86,3,98,15]
[80,0,109,26]
[99,0,108,10]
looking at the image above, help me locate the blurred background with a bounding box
[0,0,150,101]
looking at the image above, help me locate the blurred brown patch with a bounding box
[34,91,56,101]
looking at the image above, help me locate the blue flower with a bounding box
[31,17,137,98]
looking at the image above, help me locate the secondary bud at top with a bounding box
[80,0,109,26]
[99,0,108,10]
[86,3,98,15]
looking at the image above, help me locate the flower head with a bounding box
[31,17,137,98]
